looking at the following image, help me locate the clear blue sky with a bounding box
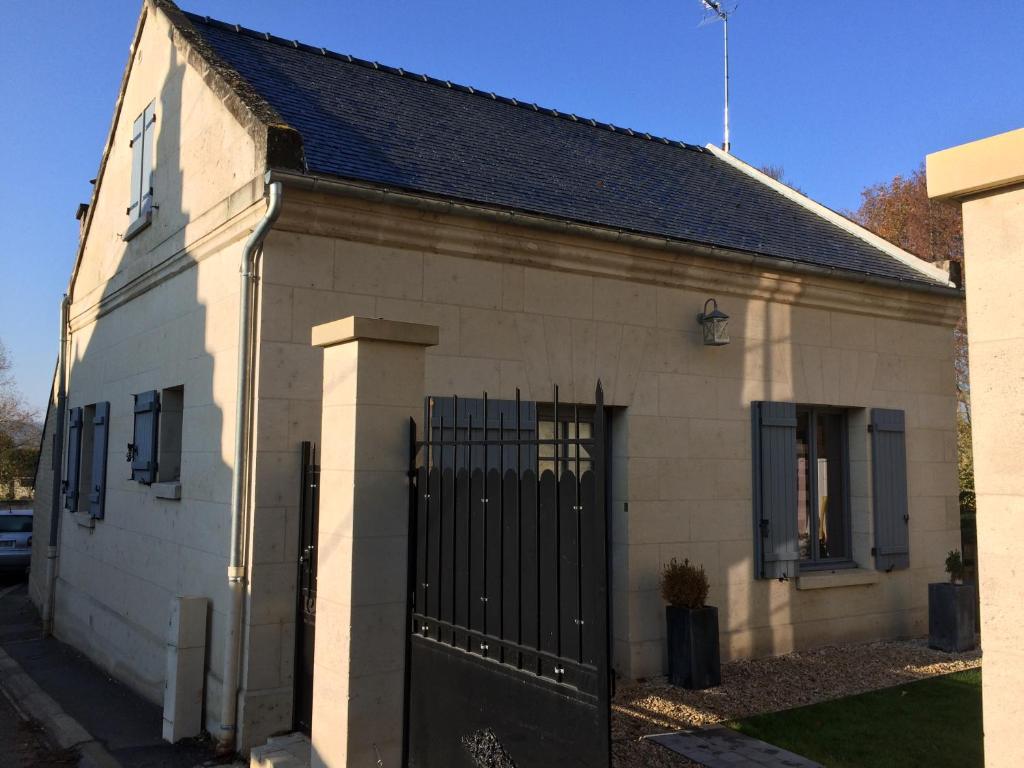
[1,0,1021,413]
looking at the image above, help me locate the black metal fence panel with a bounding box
[406,386,610,768]
[292,441,319,735]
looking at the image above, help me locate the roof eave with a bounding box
[266,167,964,300]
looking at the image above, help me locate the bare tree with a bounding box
[850,164,969,418]
[758,164,805,195]
[0,340,41,499]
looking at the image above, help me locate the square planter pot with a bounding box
[928,582,976,653]
[666,605,721,689]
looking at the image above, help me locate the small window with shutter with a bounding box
[63,407,84,511]
[125,101,156,240]
[752,402,854,579]
[130,390,161,484]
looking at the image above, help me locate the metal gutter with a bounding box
[266,169,962,299]
[218,181,283,753]
[42,295,70,635]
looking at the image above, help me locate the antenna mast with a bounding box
[700,0,733,153]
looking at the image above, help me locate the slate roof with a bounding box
[182,12,945,287]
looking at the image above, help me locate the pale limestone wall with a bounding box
[256,191,962,680]
[72,4,262,306]
[52,3,287,751]
[59,242,240,720]
[959,184,1024,768]
[29,376,58,610]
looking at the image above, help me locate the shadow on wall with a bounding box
[724,294,796,659]
[57,33,243,739]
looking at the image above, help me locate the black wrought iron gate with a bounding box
[293,441,319,735]
[405,386,611,768]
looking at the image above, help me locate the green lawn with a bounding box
[730,669,983,768]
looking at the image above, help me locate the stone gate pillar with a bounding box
[928,128,1024,768]
[309,316,438,768]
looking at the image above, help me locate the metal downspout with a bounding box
[42,295,70,635]
[218,181,283,753]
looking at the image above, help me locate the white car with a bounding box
[0,509,32,572]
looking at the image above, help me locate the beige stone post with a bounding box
[309,316,438,768]
[928,128,1024,768]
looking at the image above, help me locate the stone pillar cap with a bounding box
[311,316,439,349]
[927,127,1024,200]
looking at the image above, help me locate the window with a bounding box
[538,404,595,476]
[0,516,32,534]
[63,402,110,518]
[158,386,184,483]
[125,100,156,239]
[796,407,850,567]
[753,402,910,580]
[425,398,605,478]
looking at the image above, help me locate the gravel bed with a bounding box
[612,639,981,768]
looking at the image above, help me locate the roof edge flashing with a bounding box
[704,144,954,288]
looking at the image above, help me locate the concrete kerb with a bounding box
[0,644,121,768]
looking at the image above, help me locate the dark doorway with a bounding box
[405,385,611,768]
[292,441,319,735]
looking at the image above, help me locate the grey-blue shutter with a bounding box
[131,391,160,484]
[140,102,156,217]
[752,402,800,580]
[128,113,144,221]
[88,402,110,519]
[64,407,83,511]
[871,408,909,571]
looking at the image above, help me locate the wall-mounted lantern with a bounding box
[697,298,730,346]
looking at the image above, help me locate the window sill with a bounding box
[123,210,152,242]
[796,568,880,591]
[152,481,181,500]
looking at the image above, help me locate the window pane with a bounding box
[0,516,31,533]
[796,411,811,560]
[817,412,847,559]
[538,419,556,474]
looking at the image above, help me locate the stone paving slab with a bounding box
[645,726,824,768]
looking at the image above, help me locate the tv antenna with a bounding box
[699,0,736,153]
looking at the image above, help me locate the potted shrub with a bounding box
[928,549,976,652]
[661,558,721,689]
